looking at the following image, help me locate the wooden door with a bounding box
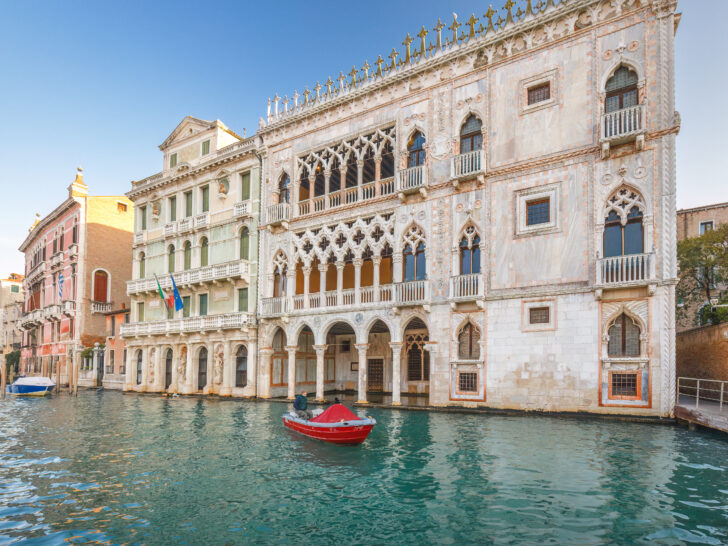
[368,359,384,392]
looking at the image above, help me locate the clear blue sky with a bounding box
[0,1,724,274]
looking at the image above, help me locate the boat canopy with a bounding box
[13,377,56,387]
[310,404,363,423]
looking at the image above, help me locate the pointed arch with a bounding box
[406,129,426,167]
[278,172,291,204]
[457,320,481,360]
[603,186,646,259]
[459,113,484,154]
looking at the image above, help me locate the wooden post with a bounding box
[56,355,60,394]
[1,354,6,400]
[74,352,80,397]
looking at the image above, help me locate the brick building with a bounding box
[1,273,25,375]
[677,201,728,241]
[18,168,134,386]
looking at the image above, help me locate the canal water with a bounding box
[1,392,727,544]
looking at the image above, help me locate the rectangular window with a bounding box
[117,202,127,213]
[238,288,248,313]
[201,140,210,156]
[140,206,147,230]
[183,296,191,318]
[125,312,129,323]
[121,349,126,374]
[110,315,116,336]
[167,304,174,319]
[527,83,550,105]
[136,302,144,322]
[184,191,193,217]
[169,196,177,222]
[59,232,64,250]
[241,172,251,200]
[529,307,550,325]
[458,371,478,393]
[199,294,208,316]
[110,350,115,372]
[11,285,19,293]
[526,198,550,226]
[341,339,351,353]
[700,221,714,235]
[201,185,210,213]
[609,372,640,400]
[169,153,178,168]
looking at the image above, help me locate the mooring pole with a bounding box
[1,355,6,400]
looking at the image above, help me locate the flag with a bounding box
[170,274,184,311]
[154,274,169,311]
[58,273,64,301]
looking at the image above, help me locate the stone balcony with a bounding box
[134,232,146,245]
[396,165,427,199]
[67,244,78,258]
[44,304,63,321]
[163,222,178,237]
[126,260,250,295]
[193,212,210,230]
[120,312,252,338]
[296,178,395,217]
[91,301,112,314]
[234,201,252,218]
[49,251,64,269]
[62,300,76,315]
[450,274,483,304]
[20,309,43,329]
[266,203,290,227]
[450,150,485,185]
[595,252,656,294]
[600,105,646,157]
[26,262,46,285]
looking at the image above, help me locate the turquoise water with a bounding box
[1,392,728,544]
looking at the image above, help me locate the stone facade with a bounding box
[676,323,728,382]
[18,169,134,386]
[255,0,680,416]
[100,307,130,390]
[122,117,260,397]
[0,274,24,362]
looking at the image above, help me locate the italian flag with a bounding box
[154,274,173,311]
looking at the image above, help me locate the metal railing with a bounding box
[267,203,290,224]
[396,165,426,193]
[451,149,485,179]
[677,377,728,411]
[601,104,645,141]
[450,274,482,300]
[596,253,655,286]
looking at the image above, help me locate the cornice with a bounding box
[18,198,79,252]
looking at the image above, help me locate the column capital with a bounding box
[302,266,312,275]
[389,341,404,349]
[355,343,370,351]
[285,345,298,354]
[259,347,274,356]
[353,258,364,268]
[336,261,345,270]
[372,256,382,265]
[313,344,328,354]
[318,263,329,272]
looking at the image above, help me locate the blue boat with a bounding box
[6,376,56,397]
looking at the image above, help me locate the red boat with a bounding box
[283,403,376,445]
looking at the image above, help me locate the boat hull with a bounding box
[6,384,54,396]
[283,415,375,445]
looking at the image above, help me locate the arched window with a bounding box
[198,347,208,390]
[93,270,108,302]
[136,350,143,385]
[165,349,173,389]
[236,345,248,388]
[200,238,209,267]
[459,230,481,275]
[460,115,483,154]
[278,173,290,204]
[605,66,638,113]
[458,323,481,360]
[240,228,249,261]
[299,168,310,202]
[404,242,426,281]
[407,131,426,167]
[168,245,175,273]
[139,252,146,278]
[183,242,192,270]
[274,265,287,297]
[406,332,430,381]
[607,313,641,357]
[604,187,645,258]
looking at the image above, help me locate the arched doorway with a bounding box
[366,319,391,394]
[136,350,143,385]
[198,347,208,391]
[236,345,248,388]
[403,317,430,398]
[165,349,173,389]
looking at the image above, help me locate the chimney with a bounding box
[68,166,88,198]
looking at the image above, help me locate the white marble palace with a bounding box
[256,0,680,416]
[123,0,680,417]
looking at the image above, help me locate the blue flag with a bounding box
[58,273,64,301]
[170,275,184,311]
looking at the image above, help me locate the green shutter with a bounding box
[202,186,209,212]
[202,140,210,155]
[201,240,209,266]
[140,206,147,230]
[238,288,248,312]
[170,197,176,221]
[241,172,250,200]
[199,294,208,316]
[240,228,249,260]
[183,296,190,318]
[185,192,192,217]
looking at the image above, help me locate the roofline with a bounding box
[18,198,78,252]
[677,201,728,215]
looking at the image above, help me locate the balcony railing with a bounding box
[450,274,483,301]
[396,165,427,194]
[67,244,78,258]
[49,252,63,268]
[26,262,46,284]
[395,280,429,306]
[234,201,251,218]
[178,217,192,233]
[193,212,210,230]
[451,150,485,179]
[44,304,62,320]
[62,300,75,315]
[261,297,288,317]
[126,260,250,295]
[91,302,112,314]
[601,105,645,142]
[120,312,252,338]
[134,232,146,245]
[596,253,655,286]
[267,203,290,225]
[163,222,177,237]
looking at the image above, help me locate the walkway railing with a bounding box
[261,296,288,317]
[120,312,252,337]
[601,104,645,141]
[127,260,250,295]
[678,377,728,411]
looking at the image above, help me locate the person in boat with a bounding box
[293,391,310,420]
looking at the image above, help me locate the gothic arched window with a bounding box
[407,131,426,168]
[279,173,291,204]
[607,313,641,357]
[460,115,483,154]
[605,66,638,113]
[459,227,481,275]
[236,345,248,388]
[404,242,426,282]
[604,187,645,258]
[458,323,481,360]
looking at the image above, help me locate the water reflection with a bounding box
[1,392,727,544]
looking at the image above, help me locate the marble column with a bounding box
[353,258,363,305]
[247,331,258,397]
[336,261,344,306]
[318,264,328,299]
[356,343,369,404]
[373,256,382,302]
[221,340,232,396]
[356,159,364,200]
[258,348,273,398]
[313,344,328,402]
[286,345,297,399]
[124,346,134,391]
[374,156,382,194]
[390,341,403,405]
[303,266,311,309]
[286,269,296,313]
[324,170,331,206]
[170,345,179,393]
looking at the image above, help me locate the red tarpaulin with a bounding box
[310,404,362,423]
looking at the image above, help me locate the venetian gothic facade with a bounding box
[122,117,261,396]
[256,0,680,416]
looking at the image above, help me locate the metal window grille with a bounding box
[529,307,550,325]
[611,372,637,397]
[526,198,550,226]
[458,372,478,393]
[527,83,550,105]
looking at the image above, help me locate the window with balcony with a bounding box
[460,115,483,154]
[459,232,481,275]
[139,252,146,278]
[458,323,480,360]
[168,245,175,273]
[93,270,108,303]
[274,265,287,297]
[608,313,641,357]
[200,237,209,267]
[278,173,290,204]
[240,172,251,200]
[404,242,426,282]
[169,196,177,222]
[183,242,191,270]
[605,66,638,113]
[236,345,247,387]
[199,293,208,316]
[169,153,178,168]
[240,228,249,260]
[136,302,144,322]
[184,191,193,217]
[604,208,643,258]
[201,186,210,213]
[407,131,426,168]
